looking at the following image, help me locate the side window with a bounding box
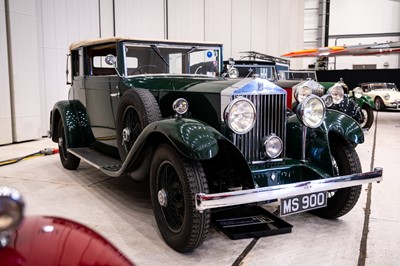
[87,44,117,76]
[71,50,80,77]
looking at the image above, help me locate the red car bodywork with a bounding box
[0,216,134,266]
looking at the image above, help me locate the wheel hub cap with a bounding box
[158,189,168,207]
[122,127,131,143]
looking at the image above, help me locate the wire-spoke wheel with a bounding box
[150,144,210,252]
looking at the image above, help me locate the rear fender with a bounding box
[50,100,95,148]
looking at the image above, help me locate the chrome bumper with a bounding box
[195,167,383,211]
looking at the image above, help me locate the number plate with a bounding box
[280,192,327,216]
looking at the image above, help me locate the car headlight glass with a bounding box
[0,187,24,233]
[353,87,363,99]
[296,95,326,128]
[172,98,189,115]
[321,94,333,107]
[228,67,239,78]
[225,97,256,134]
[263,134,283,159]
[295,86,312,103]
[327,85,344,104]
[384,94,390,100]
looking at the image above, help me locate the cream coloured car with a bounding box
[359,82,400,110]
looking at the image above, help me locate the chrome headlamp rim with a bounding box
[172,98,189,115]
[321,94,333,107]
[296,95,326,129]
[295,85,312,103]
[0,187,25,235]
[353,87,363,99]
[224,97,256,135]
[384,93,390,100]
[263,134,283,159]
[327,85,344,104]
[228,67,239,78]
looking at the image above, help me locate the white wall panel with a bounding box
[168,0,204,41]
[231,0,251,59]
[329,0,400,69]
[100,0,114,37]
[8,0,42,142]
[205,0,232,59]
[0,0,12,145]
[37,0,100,136]
[250,0,268,55]
[114,0,165,38]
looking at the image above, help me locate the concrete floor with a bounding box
[0,110,398,266]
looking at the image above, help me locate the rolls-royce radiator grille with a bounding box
[231,93,287,163]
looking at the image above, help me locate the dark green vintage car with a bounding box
[49,37,382,252]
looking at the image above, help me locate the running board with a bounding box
[68,147,122,172]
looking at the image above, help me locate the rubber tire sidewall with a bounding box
[374,97,384,111]
[57,121,80,170]
[150,143,210,252]
[310,138,362,219]
[361,104,374,129]
[116,89,161,161]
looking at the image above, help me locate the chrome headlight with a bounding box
[0,187,24,235]
[228,67,239,78]
[225,97,256,134]
[172,98,189,115]
[296,95,326,128]
[327,85,344,104]
[262,134,283,159]
[353,87,363,99]
[384,93,390,100]
[295,86,312,103]
[321,94,333,107]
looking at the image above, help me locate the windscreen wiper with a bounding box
[150,44,169,67]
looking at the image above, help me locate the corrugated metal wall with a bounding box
[0,0,305,145]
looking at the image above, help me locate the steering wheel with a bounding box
[132,65,164,75]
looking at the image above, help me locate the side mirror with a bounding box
[105,54,117,66]
[105,54,124,78]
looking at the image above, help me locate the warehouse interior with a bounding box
[0,0,399,265]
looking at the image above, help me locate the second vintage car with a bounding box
[359,82,400,111]
[49,37,383,252]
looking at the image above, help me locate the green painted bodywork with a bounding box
[140,118,221,160]
[50,100,95,148]
[286,109,364,175]
[351,94,375,109]
[122,76,236,92]
[320,81,375,108]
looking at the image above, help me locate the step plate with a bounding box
[68,147,122,171]
[212,206,293,240]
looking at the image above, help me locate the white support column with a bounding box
[0,0,12,145]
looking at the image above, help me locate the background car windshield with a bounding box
[124,43,220,76]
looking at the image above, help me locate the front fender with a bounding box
[50,100,95,148]
[358,95,375,109]
[142,118,221,160]
[286,109,364,173]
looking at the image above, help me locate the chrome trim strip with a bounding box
[195,167,383,211]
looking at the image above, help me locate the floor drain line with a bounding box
[358,111,379,266]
